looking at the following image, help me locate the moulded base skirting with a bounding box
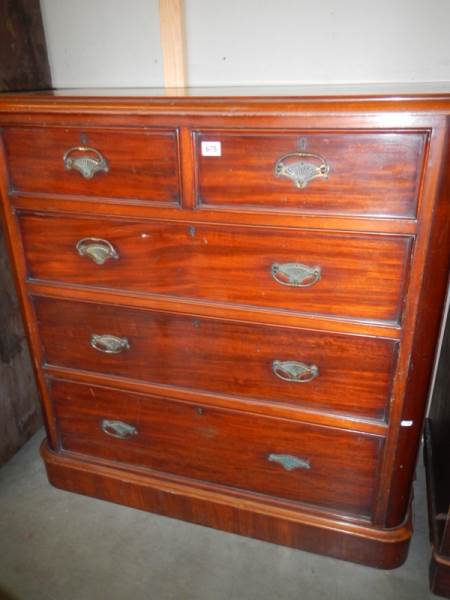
[424,418,450,597]
[41,440,411,569]
[430,551,450,598]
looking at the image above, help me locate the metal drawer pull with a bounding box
[268,453,311,471]
[90,334,130,354]
[274,151,329,189]
[272,360,319,383]
[76,237,119,265]
[101,419,137,439]
[63,146,109,179]
[271,262,321,287]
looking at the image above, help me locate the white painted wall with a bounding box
[41,0,450,88]
[40,0,163,87]
[186,0,450,86]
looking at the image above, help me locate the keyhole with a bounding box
[188,226,196,237]
[80,133,89,145]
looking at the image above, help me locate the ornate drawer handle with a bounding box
[90,334,130,354]
[63,146,109,179]
[272,263,321,287]
[268,453,311,471]
[101,419,138,439]
[272,360,319,383]
[274,151,329,189]
[76,237,119,265]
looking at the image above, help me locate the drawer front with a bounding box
[52,379,383,517]
[196,131,426,218]
[21,214,411,323]
[2,126,180,204]
[35,297,398,420]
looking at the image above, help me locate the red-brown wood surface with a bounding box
[20,212,412,323]
[0,89,449,569]
[34,296,398,420]
[379,119,450,527]
[51,378,382,517]
[42,440,411,569]
[430,554,450,598]
[196,130,426,217]
[2,126,180,204]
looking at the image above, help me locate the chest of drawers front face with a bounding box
[0,96,447,564]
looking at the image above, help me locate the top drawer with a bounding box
[195,130,426,218]
[2,126,180,205]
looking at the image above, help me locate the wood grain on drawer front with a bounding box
[35,297,398,420]
[2,127,180,204]
[51,379,383,517]
[195,131,426,218]
[21,213,411,324]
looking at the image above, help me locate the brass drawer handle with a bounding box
[274,151,329,189]
[271,263,321,287]
[272,360,319,383]
[63,146,109,179]
[101,419,137,439]
[268,453,311,471]
[90,334,130,354]
[76,237,119,265]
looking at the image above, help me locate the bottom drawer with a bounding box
[51,379,383,518]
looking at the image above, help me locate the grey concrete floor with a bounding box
[0,429,435,600]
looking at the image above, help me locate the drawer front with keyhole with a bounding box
[52,378,383,517]
[2,126,180,204]
[21,213,412,323]
[195,130,426,217]
[34,296,398,420]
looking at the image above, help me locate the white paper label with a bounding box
[201,141,221,156]
[401,420,413,427]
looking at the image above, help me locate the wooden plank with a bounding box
[159,0,187,88]
[0,222,42,464]
[429,292,450,441]
[0,0,51,92]
[0,0,48,463]
[428,295,450,553]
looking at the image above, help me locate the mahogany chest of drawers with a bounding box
[0,88,449,568]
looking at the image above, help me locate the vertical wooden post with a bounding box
[159,0,187,88]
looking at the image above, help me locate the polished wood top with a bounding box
[1,84,450,113]
[2,82,450,96]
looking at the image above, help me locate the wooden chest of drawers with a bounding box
[0,88,449,568]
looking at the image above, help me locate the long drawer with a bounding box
[2,126,180,204]
[51,378,383,517]
[195,130,426,218]
[35,296,398,420]
[21,213,412,323]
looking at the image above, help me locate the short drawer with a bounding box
[51,379,383,517]
[2,126,180,204]
[195,130,426,218]
[35,297,398,420]
[21,213,412,323]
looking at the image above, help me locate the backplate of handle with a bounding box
[76,237,119,265]
[274,151,329,189]
[272,360,319,383]
[268,453,311,471]
[90,334,130,354]
[271,263,321,287]
[63,146,109,179]
[101,419,137,439]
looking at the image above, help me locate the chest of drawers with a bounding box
[0,88,449,569]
